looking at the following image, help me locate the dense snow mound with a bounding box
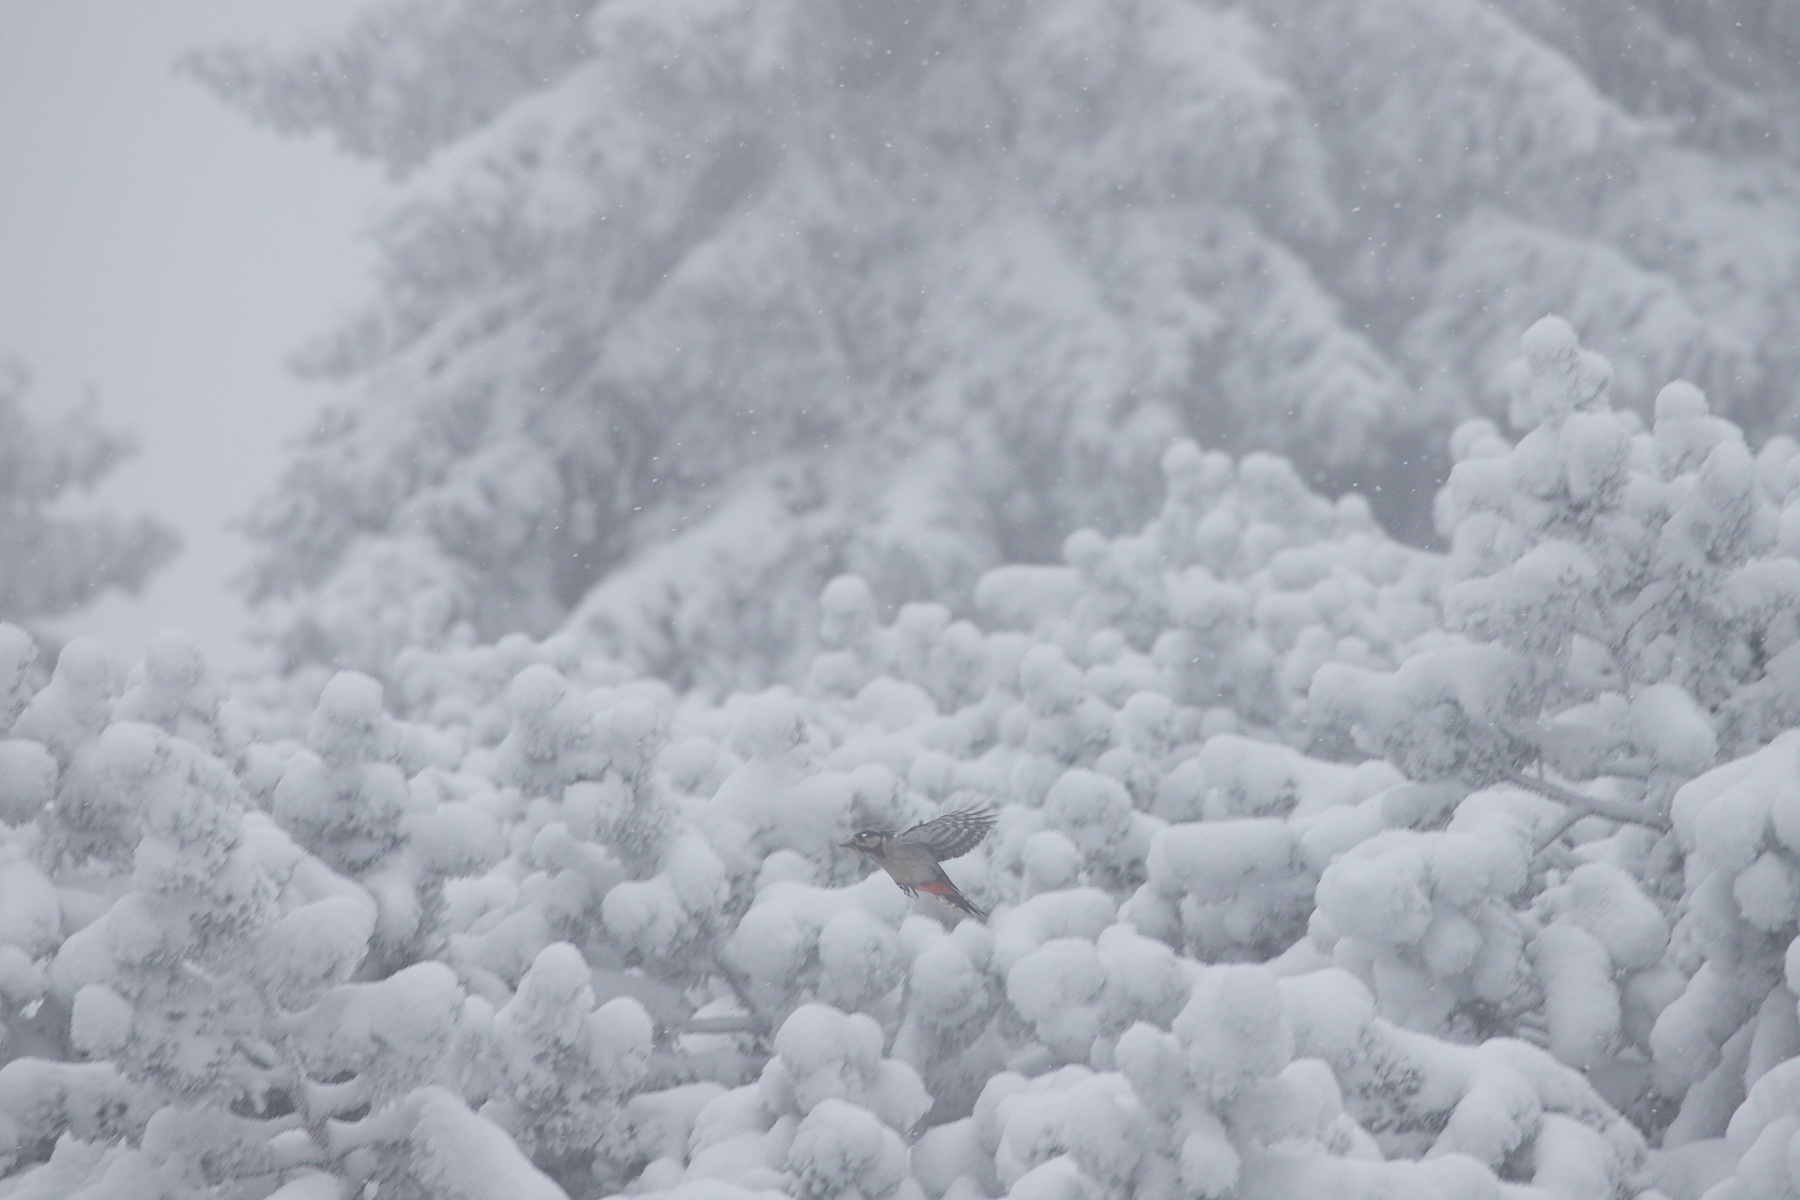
[7,322,1800,1197]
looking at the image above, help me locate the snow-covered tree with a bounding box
[1493,0,1800,153]
[0,362,177,626]
[189,0,1800,688]
[1312,314,1798,831]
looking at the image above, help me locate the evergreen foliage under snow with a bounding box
[188,0,1800,688]
[0,363,178,626]
[9,321,1800,1197]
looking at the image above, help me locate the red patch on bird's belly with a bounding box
[920,880,957,897]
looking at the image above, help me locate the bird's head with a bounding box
[842,830,889,858]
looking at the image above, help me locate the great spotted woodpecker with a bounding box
[843,806,996,918]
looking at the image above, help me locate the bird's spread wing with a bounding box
[902,806,996,861]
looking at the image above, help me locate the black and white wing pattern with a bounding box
[901,806,996,861]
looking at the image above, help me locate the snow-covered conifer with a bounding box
[0,366,178,626]
[194,0,1800,683]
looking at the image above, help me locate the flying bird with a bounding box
[844,806,996,919]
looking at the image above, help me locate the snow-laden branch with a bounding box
[1501,769,1671,841]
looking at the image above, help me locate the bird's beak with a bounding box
[841,841,862,853]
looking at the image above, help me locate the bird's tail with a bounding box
[922,879,987,920]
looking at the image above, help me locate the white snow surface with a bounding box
[8,322,1800,1199]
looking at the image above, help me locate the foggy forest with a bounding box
[5,1,1800,1197]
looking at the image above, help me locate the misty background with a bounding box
[0,1,381,669]
[7,0,1800,694]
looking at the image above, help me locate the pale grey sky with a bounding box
[0,1,384,671]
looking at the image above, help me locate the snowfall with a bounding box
[20,0,1800,1191]
[5,317,1800,1199]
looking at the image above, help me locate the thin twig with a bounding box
[1615,579,1676,645]
[1501,769,1669,853]
[1530,806,1590,855]
[642,1048,763,1090]
[678,1014,767,1036]
[1502,769,1669,830]
[709,953,772,1036]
